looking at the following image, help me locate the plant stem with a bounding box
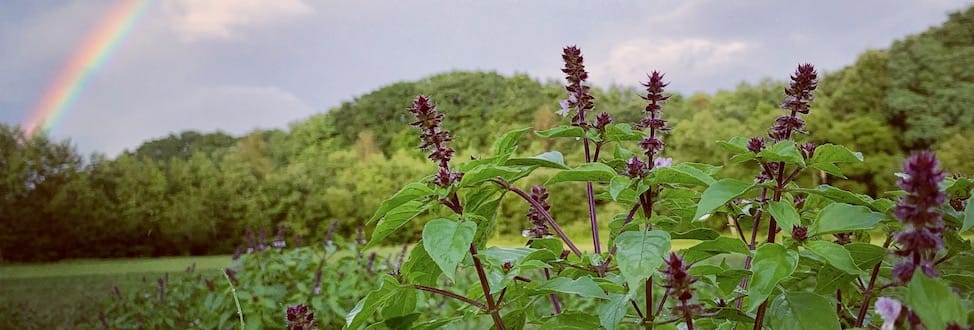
[492,178,583,256]
[543,268,563,314]
[855,235,893,327]
[681,299,695,330]
[644,277,655,329]
[223,270,245,330]
[736,186,769,309]
[414,285,487,310]
[753,164,788,326]
[582,136,603,257]
[655,288,669,317]
[753,300,768,330]
[470,244,507,330]
[599,202,643,270]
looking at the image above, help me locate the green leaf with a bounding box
[670,228,721,240]
[717,136,750,154]
[345,274,399,330]
[401,240,442,286]
[845,243,887,270]
[538,312,602,330]
[808,144,863,178]
[598,293,632,330]
[768,291,841,330]
[366,200,429,249]
[905,270,967,329]
[460,165,523,187]
[546,163,618,184]
[748,244,799,311]
[716,268,752,296]
[536,276,609,299]
[813,265,856,295]
[614,230,671,287]
[694,179,753,220]
[536,126,585,138]
[648,163,716,187]
[683,237,751,264]
[766,201,801,232]
[468,196,502,249]
[369,183,433,223]
[797,185,878,210]
[422,219,476,281]
[808,203,885,236]
[964,193,974,233]
[804,241,866,275]
[492,127,532,160]
[609,175,631,201]
[758,140,806,167]
[504,151,570,170]
[604,123,645,142]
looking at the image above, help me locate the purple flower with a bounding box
[747,137,766,153]
[635,71,670,161]
[875,297,902,328]
[286,304,318,330]
[892,151,946,283]
[769,63,817,141]
[654,157,673,168]
[561,46,595,128]
[525,185,552,238]
[791,226,808,243]
[593,111,613,131]
[408,95,462,187]
[624,157,648,179]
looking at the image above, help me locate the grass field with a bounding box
[0,236,713,329]
[0,255,232,329]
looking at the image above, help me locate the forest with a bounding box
[2,7,973,263]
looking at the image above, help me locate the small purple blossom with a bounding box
[875,297,902,328]
[624,157,648,179]
[747,137,766,153]
[286,304,318,330]
[769,63,817,141]
[408,95,462,187]
[561,46,595,128]
[654,157,673,168]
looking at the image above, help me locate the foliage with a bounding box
[348,44,974,330]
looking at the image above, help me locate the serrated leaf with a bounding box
[604,123,645,142]
[670,228,721,240]
[766,201,800,232]
[460,165,523,187]
[808,203,885,236]
[598,293,632,330]
[504,151,570,169]
[683,237,751,264]
[345,274,399,330]
[694,179,754,220]
[614,230,670,287]
[748,244,799,312]
[422,219,476,281]
[648,163,716,187]
[845,243,887,270]
[492,127,532,160]
[546,163,617,184]
[538,312,602,330]
[401,240,442,286]
[905,270,967,329]
[716,269,752,296]
[768,291,841,330]
[717,136,751,154]
[804,241,866,275]
[536,126,585,138]
[536,276,609,299]
[366,200,429,249]
[369,183,433,223]
[758,140,805,167]
[609,175,631,201]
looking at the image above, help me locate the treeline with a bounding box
[2,6,973,262]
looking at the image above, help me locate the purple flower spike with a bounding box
[769,64,817,141]
[286,304,318,330]
[891,151,947,283]
[561,46,595,128]
[408,95,462,187]
[525,185,552,238]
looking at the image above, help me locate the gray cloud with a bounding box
[1,0,971,155]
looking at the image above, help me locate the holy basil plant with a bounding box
[345,46,974,330]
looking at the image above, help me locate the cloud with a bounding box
[591,38,754,89]
[162,0,313,41]
[60,84,315,155]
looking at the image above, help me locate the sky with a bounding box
[1,0,971,156]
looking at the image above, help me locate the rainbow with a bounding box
[24,0,151,136]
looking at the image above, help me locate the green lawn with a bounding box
[0,255,232,329]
